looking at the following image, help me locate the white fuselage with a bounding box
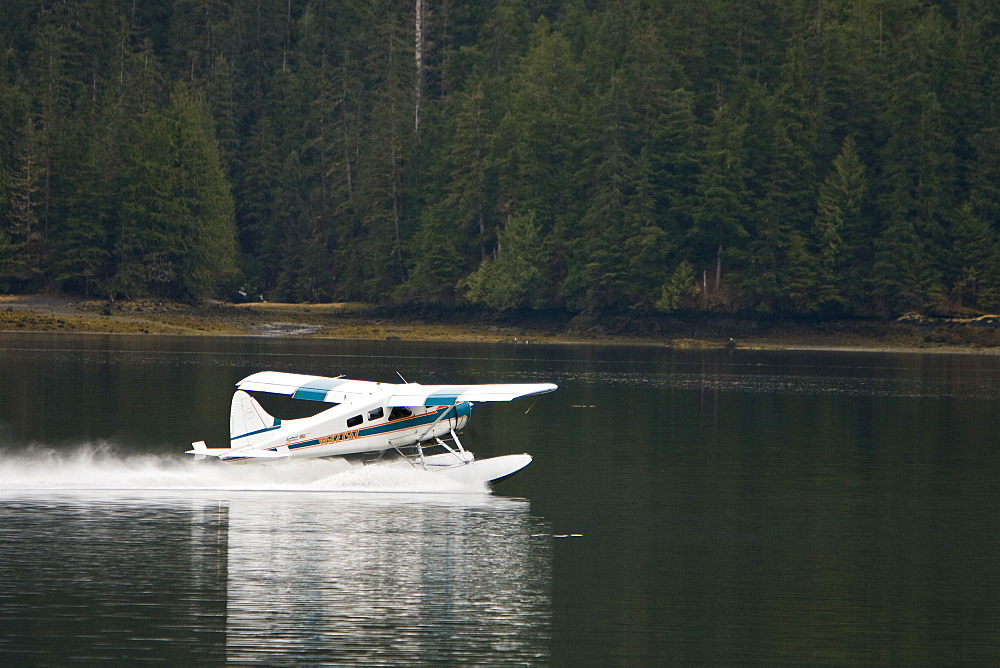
[223,392,471,461]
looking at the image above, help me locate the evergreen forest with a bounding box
[1,0,999,318]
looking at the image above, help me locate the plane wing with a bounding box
[236,371,391,403]
[388,383,558,406]
[235,372,557,406]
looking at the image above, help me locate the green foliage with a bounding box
[0,1,998,319]
[403,201,468,304]
[948,203,1000,311]
[115,84,238,300]
[690,103,752,304]
[656,261,699,313]
[462,212,549,310]
[1,119,44,290]
[812,136,868,310]
[494,19,587,234]
[870,219,939,315]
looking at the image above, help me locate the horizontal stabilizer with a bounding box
[185,444,291,459]
[186,441,235,459]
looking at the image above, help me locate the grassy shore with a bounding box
[3,294,1000,353]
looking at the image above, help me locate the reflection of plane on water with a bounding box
[187,372,557,484]
[224,493,553,664]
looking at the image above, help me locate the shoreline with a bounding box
[3,294,1000,355]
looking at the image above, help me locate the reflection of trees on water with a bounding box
[0,497,228,664]
[224,494,552,665]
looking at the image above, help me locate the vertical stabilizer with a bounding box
[230,390,281,449]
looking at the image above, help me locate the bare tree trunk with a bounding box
[282,0,291,73]
[392,142,406,282]
[389,44,406,283]
[341,50,353,199]
[414,0,425,140]
[478,198,486,259]
[715,243,723,289]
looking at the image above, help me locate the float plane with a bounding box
[187,371,557,484]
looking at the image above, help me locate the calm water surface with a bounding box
[1,333,999,664]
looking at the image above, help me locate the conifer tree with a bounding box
[480,0,531,77]
[876,5,958,306]
[690,103,752,304]
[562,64,666,313]
[348,0,413,298]
[237,115,281,293]
[949,203,998,311]
[812,135,868,311]
[496,19,585,224]
[871,216,938,315]
[462,211,549,310]
[953,127,1000,310]
[648,89,702,247]
[271,149,313,301]
[171,83,239,298]
[405,201,467,304]
[446,83,493,260]
[1,120,43,290]
[740,112,817,313]
[0,75,30,289]
[55,130,112,297]
[115,83,237,299]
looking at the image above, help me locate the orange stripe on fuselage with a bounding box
[279,408,456,454]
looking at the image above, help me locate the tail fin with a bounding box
[230,390,282,449]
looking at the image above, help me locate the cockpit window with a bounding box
[368,407,384,420]
[388,407,412,421]
[346,415,362,428]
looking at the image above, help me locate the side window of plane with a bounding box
[388,407,412,421]
[368,407,384,421]
[346,415,362,428]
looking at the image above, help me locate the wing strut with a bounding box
[433,429,468,459]
[415,404,459,444]
[391,418,471,471]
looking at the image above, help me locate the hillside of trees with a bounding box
[1,0,998,319]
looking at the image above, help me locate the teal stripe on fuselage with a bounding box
[230,424,283,441]
[357,405,452,438]
[285,404,465,451]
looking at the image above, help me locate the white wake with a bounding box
[0,443,490,494]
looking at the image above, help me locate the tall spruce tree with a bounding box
[690,103,752,306]
[1,119,43,290]
[0,74,30,290]
[462,211,550,310]
[811,135,868,311]
[346,0,413,299]
[115,83,237,299]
